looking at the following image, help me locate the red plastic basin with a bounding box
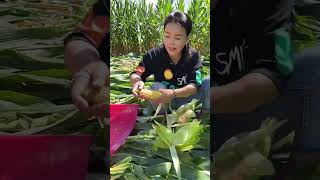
[0,135,91,180]
[110,104,139,155]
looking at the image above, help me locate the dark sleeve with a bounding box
[187,52,202,89]
[98,33,109,66]
[94,0,109,16]
[248,0,294,93]
[64,0,109,60]
[130,52,154,82]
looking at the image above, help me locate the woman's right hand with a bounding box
[71,61,109,114]
[65,39,109,115]
[132,81,147,99]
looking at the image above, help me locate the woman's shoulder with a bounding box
[144,45,166,59]
[186,46,200,60]
[185,47,202,68]
[189,46,199,54]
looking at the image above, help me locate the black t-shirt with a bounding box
[94,0,109,65]
[131,45,202,89]
[211,0,294,93]
[64,0,109,66]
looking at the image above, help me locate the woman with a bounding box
[130,11,209,114]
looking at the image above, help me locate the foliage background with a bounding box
[110,0,210,56]
[0,0,106,173]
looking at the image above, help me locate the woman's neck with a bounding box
[170,53,182,65]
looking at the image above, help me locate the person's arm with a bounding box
[64,40,101,75]
[130,52,154,97]
[64,0,109,72]
[211,0,293,114]
[65,39,108,114]
[157,84,197,103]
[64,0,109,114]
[130,73,143,86]
[64,0,109,69]
[172,84,197,98]
[158,51,201,103]
[211,73,278,113]
[130,73,145,97]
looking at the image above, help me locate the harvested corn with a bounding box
[135,89,162,100]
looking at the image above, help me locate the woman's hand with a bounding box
[132,81,149,99]
[156,89,175,104]
[71,61,109,114]
[65,39,109,115]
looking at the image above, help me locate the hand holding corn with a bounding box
[71,61,108,114]
[134,89,162,100]
[131,80,163,100]
[82,79,108,128]
[132,80,145,97]
[157,89,175,104]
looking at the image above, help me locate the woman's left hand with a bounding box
[156,89,175,104]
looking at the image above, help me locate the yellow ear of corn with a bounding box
[136,89,162,100]
[83,86,109,106]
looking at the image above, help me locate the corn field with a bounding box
[110,0,210,56]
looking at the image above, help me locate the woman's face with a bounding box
[163,22,188,61]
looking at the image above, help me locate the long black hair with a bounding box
[163,11,194,60]
[164,11,193,37]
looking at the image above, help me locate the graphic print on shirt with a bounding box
[135,65,145,76]
[164,69,173,80]
[161,72,189,89]
[214,38,248,76]
[177,74,188,86]
[161,74,188,89]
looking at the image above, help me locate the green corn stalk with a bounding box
[111,0,210,56]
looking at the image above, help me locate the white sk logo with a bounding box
[177,75,188,85]
[215,39,247,75]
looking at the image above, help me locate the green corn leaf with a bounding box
[173,120,203,151]
[145,162,172,176]
[152,121,174,147]
[242,152,275,176]
[170,145,181,180]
